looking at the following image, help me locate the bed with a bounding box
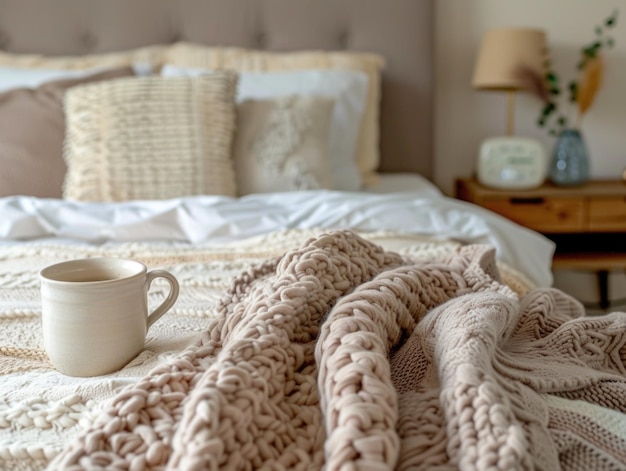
[0,1,625,470]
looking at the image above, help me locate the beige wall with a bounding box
[434,0,626,195]
[434,0,626,309]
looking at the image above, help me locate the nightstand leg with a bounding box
[597,270,610,310]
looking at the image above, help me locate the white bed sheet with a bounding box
[0,187,555,287]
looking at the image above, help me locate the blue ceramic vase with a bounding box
[549,129,590,186]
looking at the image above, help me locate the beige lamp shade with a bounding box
[472,28,547,91]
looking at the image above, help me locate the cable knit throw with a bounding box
[39,231,626,470]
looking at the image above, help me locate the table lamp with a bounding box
[472,27,549,189]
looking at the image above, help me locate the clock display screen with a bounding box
[508,156,534,165]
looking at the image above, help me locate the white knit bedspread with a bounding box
[0,229,533,470]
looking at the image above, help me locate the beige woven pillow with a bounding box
[234,95,335,195]
[63,74,238,202]
[0,46,165,71]
[163,43,385,185]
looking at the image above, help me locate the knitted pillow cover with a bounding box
[63,73,238,201]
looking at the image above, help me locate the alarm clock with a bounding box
[476,137,547,189]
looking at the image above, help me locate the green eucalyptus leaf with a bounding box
[582,47,596,58]
[535,9,618,138]
[569,82,578,103]
[607,9,619,27]
[544,103,556,116]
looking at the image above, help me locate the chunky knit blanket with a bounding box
[1,230,625,470]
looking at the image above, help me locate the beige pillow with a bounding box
[0,67,135,198]
[0,45,165,71]
[234,95,335,195]
[63,74,238,202]
[163,43,385,185]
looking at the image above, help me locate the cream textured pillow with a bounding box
[234,95,335,195]
[163,43,385,185]
[63,74,238,201]
[0,46,165,71]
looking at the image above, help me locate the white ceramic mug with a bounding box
[40,257,179,377]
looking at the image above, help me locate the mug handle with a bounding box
[145,270,180,330]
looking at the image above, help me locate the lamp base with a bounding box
[477,136,547,190]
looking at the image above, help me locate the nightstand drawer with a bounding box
[588,198,626,232]
[481,197,584,233]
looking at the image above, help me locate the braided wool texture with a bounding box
[38,230,626,470]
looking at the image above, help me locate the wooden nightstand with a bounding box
[456,178,626,308]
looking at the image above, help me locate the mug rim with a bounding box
[40,257,147,285]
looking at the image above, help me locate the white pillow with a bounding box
[0,64,153,94]
[161,65,368,191]
[0,66,99,93]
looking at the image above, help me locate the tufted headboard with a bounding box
[0,0,434,178]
